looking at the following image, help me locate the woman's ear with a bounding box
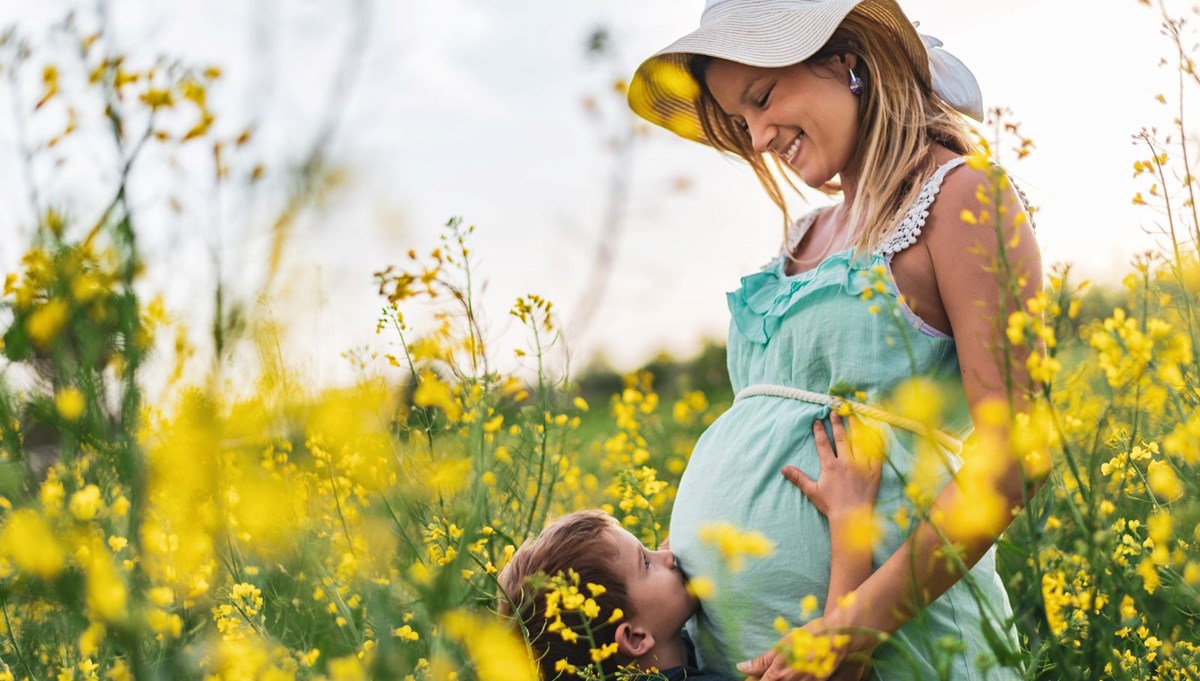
[615,621,656,659]
[839,52,859,71]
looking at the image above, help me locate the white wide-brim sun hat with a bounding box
[628,0,931,143]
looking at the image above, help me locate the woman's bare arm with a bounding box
[825,163,1043,637]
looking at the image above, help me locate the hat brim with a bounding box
[628,0,929,144]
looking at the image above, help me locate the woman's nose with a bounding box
[747,119,775,154]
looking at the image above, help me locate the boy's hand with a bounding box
[781,413,882,520]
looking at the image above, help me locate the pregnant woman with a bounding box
[628,0,1041,679]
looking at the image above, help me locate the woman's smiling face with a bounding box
[703,56,861,188]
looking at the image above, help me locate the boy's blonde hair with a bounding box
[498,510,636,679]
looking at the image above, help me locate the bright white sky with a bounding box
[0,0,1194,387]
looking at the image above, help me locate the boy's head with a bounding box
[498,510,697,678]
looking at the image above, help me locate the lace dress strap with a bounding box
[876,157,966,257]
[876,157,1039,258]
[1011,176,1038,232]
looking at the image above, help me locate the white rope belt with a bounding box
[733,384,964,454]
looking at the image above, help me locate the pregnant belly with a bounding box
[668,397,922,674]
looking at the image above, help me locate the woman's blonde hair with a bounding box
[687,8,982,257]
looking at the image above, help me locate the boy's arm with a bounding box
[780,412,882,616]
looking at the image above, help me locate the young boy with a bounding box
[499,413,879,680]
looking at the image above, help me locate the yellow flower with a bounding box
[1041,571,1069,636]
[944,482,1007,542]
[1136,557,1160,594]
[148,586,174,607]
[649,61,700,100]
[782,627,850,677]
[327,655,367,681]
[774,616,790,633]
[800,595,820,619]
[687,576,716,600]
[1006,311,1029,345]
[413,371,462,421]
[28,298,70,347]
[1147,460,1183,501]
[698,522,775,572]
[0,509,65,578]
[56,387,86,421]
[110,495,130,517]
[590,642,618,663]
[440,610,538,681]
[964,149,991,171]
[1146,513,1171,546]
[37,469,64,513]
[78,622,105,657]
[86,550,128,623]
[69,484,103,521]
[1183,562,1200,586]
[837,506,882,556]
[393,625,420,642]
[139,88,175,109]
[890,377,943,427]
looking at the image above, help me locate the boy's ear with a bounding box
[615,621,655,659]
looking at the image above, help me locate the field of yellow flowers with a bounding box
[1,6,1200,681]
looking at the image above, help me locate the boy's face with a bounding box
[610,526,698,643]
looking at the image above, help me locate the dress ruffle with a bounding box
[726,250,877,344]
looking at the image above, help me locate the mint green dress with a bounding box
[672,157,1023,680]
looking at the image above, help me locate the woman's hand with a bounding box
[751,412,883,681]
[781,413,882,521]
[736,616,878,681]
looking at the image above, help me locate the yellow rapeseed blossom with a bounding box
[801,595,820,619]
[440,610,538,681]
[28,298,70,347]
[836,506,883,556]
[698,522,775,573]
[0,509,66,578]
[56,387,86,421]
[85,549,128,623]
[413,370,462,421]
[889,377,943,427]
[1147,460,1183,501]
[1041,571,1070,636]
[781,628,852,677]
[393,625,420,642]
[69,484,103,521]
[687,576,715,600]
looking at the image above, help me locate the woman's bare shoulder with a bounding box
[922,159,1040,270]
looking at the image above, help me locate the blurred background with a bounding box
[0,0,1189,390]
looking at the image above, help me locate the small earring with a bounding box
[848,67,863,96]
